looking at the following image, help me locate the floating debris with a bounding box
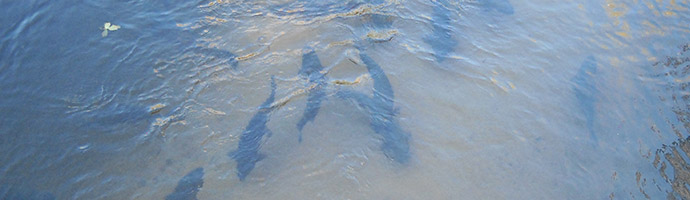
[366,30,398,43]
[204,107,226,115]
[332,74,370,85]
[327,39,355,48]
[148,103,166,114]
[77,144,90,152]
[237,52,258,61]
[101,22,120,37]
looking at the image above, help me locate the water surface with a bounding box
[1,0,690,199]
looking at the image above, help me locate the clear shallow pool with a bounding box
[1,0,690,199]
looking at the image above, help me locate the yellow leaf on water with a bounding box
[107,24,120,31]
[101,22,120,37]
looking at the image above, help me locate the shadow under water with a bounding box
[572,56,599,145]
[165,167,204,200]
[337,50,411,164]
[296,49,328,142]
[229,77,278,181]
[424,2,457,63]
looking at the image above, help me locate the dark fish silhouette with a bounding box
[229,77,277,181]
[338,52,410,163]
[296,49,327,142]
[478,0,515,15]
[424,2,458,63]
[165,167,204,200]
[573,56,598,143]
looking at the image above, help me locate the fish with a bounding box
[478,0,515,15]
[337,52,410,163]
[165,167,204,200]
[573,56,598,144]
[423,2,458,63]
[296,49,327,142]
[229,77,278,181]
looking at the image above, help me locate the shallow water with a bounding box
[1,0,690,199]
